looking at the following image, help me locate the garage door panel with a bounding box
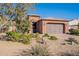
[46,23,64,34]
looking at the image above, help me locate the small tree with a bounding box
[0,3,35,34]
[0,14,9,32]
[16,17,31,34]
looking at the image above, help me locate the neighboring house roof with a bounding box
[40,19,69,22]
[69,19,79,25]
[28,15,40,17]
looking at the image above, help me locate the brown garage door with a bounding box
[46,23,64,34]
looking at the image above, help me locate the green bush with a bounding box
[48,36,57,40]
[31,33,40,40]
[69,29,74,34]
[43,33,49,37]
[20,34,32,44]
[69,29,79,35]
[34,33,40,38]
[6,32,21,41]
[30,33,36,38]
[6,32,32,44]
[30,33,34,38]
[75,29,79,35]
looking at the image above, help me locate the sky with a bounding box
[28,3,79,20]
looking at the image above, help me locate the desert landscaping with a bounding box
[0,3,79,56]
[0,34,79,56]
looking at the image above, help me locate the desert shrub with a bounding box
[30,33,34,38]
[48,36,57,40]
[65,38,79,45]
[69,29,79,35]
[20,44,50,56]
[43,33,49,37]
[31,45,50,56]
[30,33,46,44]
[20,34,32,44]
[30,33,39,38]
[33,33,40,38]
[31,33,41,40]
[60,50,79,56]
[75,29,79,35]
[6,32,32,44]
[6,32,21,41]
[69,29,75,34]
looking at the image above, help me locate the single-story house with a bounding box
[28,15,69,34]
